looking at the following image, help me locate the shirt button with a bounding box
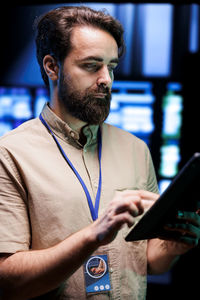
[110,268,113,273]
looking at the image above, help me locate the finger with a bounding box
[122,190,158,210]
[164,222,200,239]
[123,195,144,215]
[160,234,199,248]
[114,196,142,217]
[177,211,200,226]
[178,235,199,247]
[113,212,135,229]
[120,189,159,202]
[138,190,160,201]
[141,199,155,210]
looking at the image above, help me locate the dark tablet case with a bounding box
[125,153,200,242]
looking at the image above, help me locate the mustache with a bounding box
[89,85,111,95]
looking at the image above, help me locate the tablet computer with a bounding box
[125,152,200,242]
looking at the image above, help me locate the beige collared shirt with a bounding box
[0,103,158,299]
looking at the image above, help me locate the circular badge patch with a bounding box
[86,256,107,279]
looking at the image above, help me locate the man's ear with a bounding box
[43,55,59,81]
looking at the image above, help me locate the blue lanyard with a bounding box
[39,113,102,221]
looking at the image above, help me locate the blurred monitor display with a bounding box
[107,81,155,145]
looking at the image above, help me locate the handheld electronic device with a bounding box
[125,153,200,241]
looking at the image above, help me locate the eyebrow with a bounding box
[77,56,119,64]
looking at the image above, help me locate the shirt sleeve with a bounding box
[0,147,30,253]
[145,144,159,194]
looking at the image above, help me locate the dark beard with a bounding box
[58,72,111,125]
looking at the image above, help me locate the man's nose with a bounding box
[96,66,112,87]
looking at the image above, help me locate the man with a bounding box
[0,6,199,300]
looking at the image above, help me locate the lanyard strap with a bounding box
[39,113,102,221]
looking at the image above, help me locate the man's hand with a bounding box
[91,190,158,246]
[0,189,158,299]
[161,210,200,255]
[147,210,200,274]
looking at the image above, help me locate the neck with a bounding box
[49,94,87,134]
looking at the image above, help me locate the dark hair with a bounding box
[35,5,125,87]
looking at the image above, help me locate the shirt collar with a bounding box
[41,103,99,149]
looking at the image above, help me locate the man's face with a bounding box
[58,26,119,125]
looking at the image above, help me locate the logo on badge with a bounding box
[86,256,107,279]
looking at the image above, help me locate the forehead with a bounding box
[69,26,119,61]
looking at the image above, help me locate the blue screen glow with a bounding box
[142,4,173,77]
[189,4,199,53]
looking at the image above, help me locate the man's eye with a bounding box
[83,64,98,71]
[108,65,117,72]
